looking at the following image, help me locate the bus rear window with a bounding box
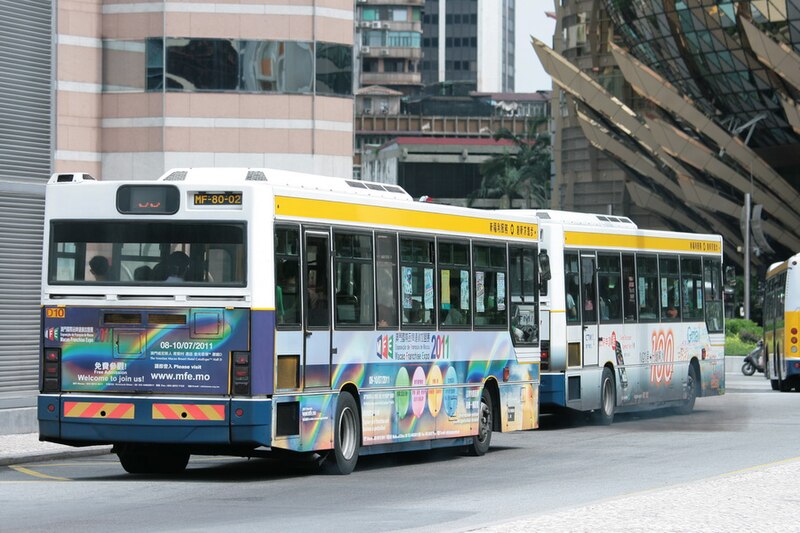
[49,221,246,286]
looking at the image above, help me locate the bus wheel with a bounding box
[327,391,360,475]
[116,444,189,474]
[771,379,780,391]
[593,367,615,425]
[468,388,493,456]
[676,364,698,415]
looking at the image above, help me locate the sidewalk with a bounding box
[0,433,110,466]
[476,458,800,532]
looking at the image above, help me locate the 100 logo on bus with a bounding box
[650,330,675,385]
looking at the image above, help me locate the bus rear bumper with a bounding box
[38,395,272,448]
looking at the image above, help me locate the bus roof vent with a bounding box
[50,172,96,183]
[246,170,267,181]
[163,170,188,181]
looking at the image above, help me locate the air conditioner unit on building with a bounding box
[382,23,390,29]
[360,21,371,28]
[357,0,367,3]
[362,46,371,54]
[380,49,389,56]
[371,21,381,28]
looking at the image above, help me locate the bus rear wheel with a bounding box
[116,444,189,474]
[592,367,615,425]
[326,391,360,475]
[467,388,493,456]
[676,364,698,415]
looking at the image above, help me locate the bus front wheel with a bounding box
[468,388,493,456]
[327,391,360,475]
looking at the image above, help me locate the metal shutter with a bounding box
[0,191,45,393]
[0,0,52,184]
[0,0,51,394]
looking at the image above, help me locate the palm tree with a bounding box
[469,123,551,209]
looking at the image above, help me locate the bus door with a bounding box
[303,231,332,389]
[580,253,599,367]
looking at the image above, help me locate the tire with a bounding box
[592,367,615,425]
[741,361,756,376]
[467,388,493,456]
[771,379,780,391]
[676,364,698,415]
[116,444,189,475]
[327,391,360,475]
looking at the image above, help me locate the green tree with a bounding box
[469,124,551,209]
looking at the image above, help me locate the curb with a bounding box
[0,446,112,467]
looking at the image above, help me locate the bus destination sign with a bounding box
[193,192,243,207]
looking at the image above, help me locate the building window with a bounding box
[140,38,352,96]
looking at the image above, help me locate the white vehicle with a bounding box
[527,210,726,423]
[38,168,541,475]
[763,252,800,391]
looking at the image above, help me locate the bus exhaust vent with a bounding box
[163,171,188,181]
[246,170,267,181]
[104,313,142,324]
[149,313,187,325]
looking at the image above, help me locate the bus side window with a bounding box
[275,227,301,326]
[636,255,659,322]
[681,257,703,321]
[564,252,580,323]
[473,243,507,328]
[702,257,723,333]
[334,231,374,327]
[597,253,622,323]
[438,240,471,328]
[376,233,398,329]
[400,237,435,327]
[659,256,680,321]
[621,254,637,322]
[510,246,538,344]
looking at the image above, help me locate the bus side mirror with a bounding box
[725,265,736,286]
[538,250,551,282]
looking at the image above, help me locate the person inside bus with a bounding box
[89,255,110,281]
[133,265,152,281]
[376,267,397,328]
[665,304,679,319]
[165,251,190,282]
[307,279,328,327]
[566,279,579,319]
[276,261,299,324]
[442,275,467,326]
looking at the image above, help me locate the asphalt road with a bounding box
[1,371,796,533]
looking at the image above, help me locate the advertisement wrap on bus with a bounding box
[43,307,250,394]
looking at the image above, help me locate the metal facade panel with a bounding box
[0,194,45,393]
[0,0,52,184]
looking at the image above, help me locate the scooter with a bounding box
[741,340,765,376]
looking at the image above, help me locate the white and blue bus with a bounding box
[38,168,541,474]
[522,210,726,423]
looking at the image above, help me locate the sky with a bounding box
[515,3,556,92]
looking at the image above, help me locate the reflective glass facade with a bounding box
[105,38,352,97]
[604,0,800,148]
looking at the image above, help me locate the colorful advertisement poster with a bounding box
[45,307,249,395]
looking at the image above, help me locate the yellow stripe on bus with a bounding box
[564,232,721,253]
[275,196,537,240]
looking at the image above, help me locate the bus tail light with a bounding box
[232,351,250,395]
[540,341,550,371]
[43,348,61,393]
